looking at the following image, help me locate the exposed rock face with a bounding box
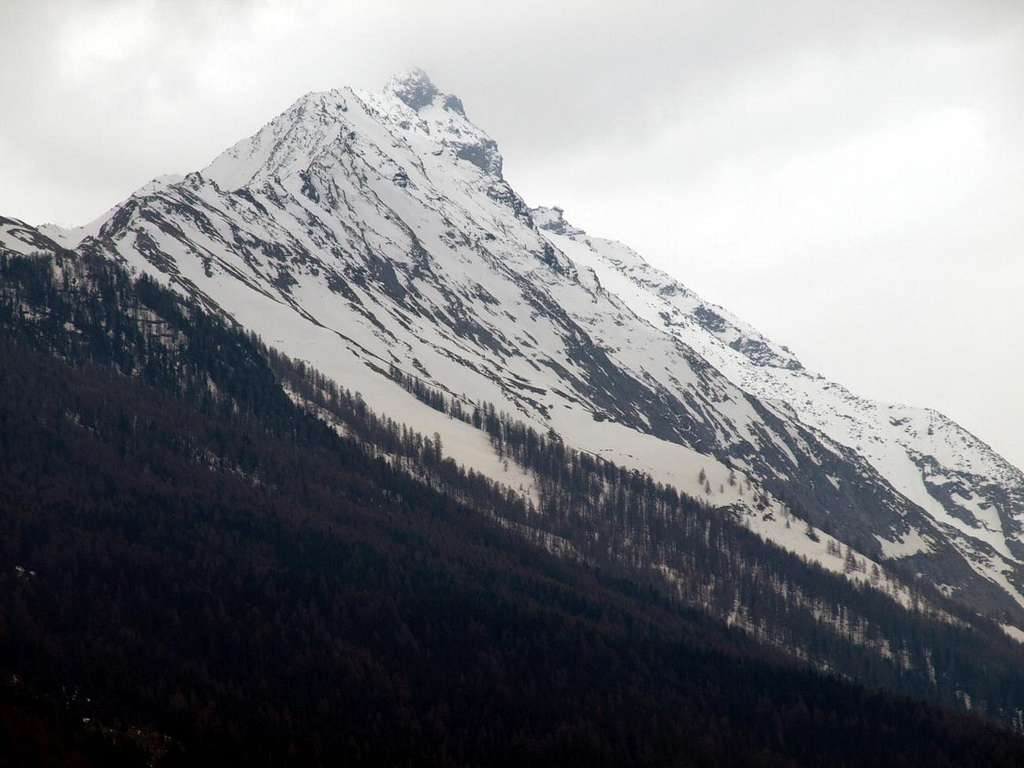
[388,67,442,111]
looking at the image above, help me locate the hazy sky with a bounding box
[3,0,1022,468]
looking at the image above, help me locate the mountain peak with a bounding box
[386,68,466,116]
[387,68,439,110]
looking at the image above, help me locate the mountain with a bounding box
[4,227,1024,765]
[3,68,1022,633]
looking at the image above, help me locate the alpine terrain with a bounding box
[3,69,1024,762]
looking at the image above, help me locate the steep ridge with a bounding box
[536,206,1024,627]
[10,69,1024,627]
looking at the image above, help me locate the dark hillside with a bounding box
[2,250,1024,766]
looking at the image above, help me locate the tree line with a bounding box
[3,247,1024,766]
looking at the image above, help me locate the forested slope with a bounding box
[2,249,1024,766]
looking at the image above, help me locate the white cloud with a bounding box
[57,1,158,79]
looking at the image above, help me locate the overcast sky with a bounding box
[3,0,1022,468]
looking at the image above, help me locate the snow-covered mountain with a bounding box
[537,207,1024,622]
[4,68,1022,629]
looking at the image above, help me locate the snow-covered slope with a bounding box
[537,207,1024,620]
[12,69,1024,626]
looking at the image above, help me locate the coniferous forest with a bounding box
[3,249,1024,766]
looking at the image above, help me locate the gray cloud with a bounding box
[2,0,1022,467]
